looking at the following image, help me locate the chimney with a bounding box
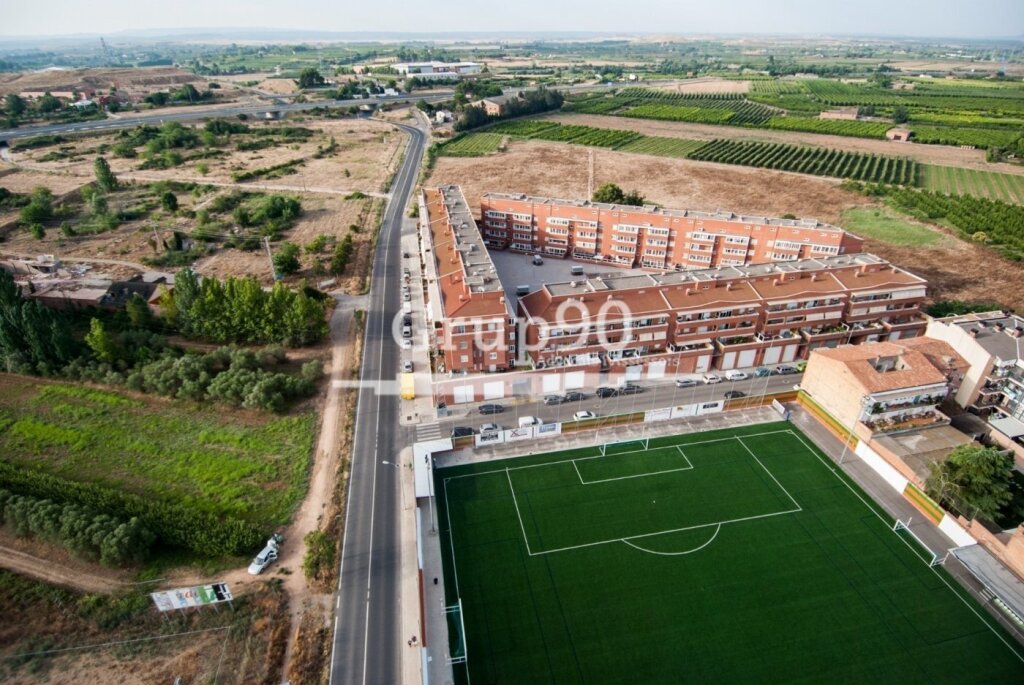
[1012,326,1024,338]
[726,282,734,291]
[810,273,819,281]
[969,328,979,338]
[994,322,1005,332]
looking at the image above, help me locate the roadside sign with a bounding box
[151,583,233,612]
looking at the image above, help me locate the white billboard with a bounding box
[151,583,233,612]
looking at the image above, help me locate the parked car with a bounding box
[532,255,544,265]
[754,367,772,378]
[725,370,749,381]
[451,426,475,438]
[617,384,643,395]
[596,387,617,398]
[403,252,410,259]
[773,365,798,375]
[479,403,505,415]
[402,325,412,338]
[573,410,597,421]
[543,394,566,405]
[248,535,282,575]
[402,314,412,326]
[724,390,747,399]
[518,416,542,427]
[401,339,412,350]
[675,377,699,388]
[480,423,502,433]
[563,391,587,402]
[403,292,412,302]
[702,373,722,384]
[402,360,413,373]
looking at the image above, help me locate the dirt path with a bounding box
[0,545,125,593]
[279,291,366,675]
[544,112,1024,174]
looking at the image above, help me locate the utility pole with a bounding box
[587,148,594,200]
[262,236,277,280]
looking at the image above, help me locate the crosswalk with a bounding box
[416,422,443,442]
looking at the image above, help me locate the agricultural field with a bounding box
[486,120,561,137]
[909,125,1022,150]
[437,424,1024,684]
[687,139,918,185]
[621,103,735,124]
[0,376,315,530]
[840,206,950,247]
[921,166,1024,204]
[438,133,506,157]
[765,116,892,139]
[615,136,705,158]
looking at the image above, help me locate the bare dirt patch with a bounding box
[0,67,213,99]
[653,78,750,94]
[428,138,1024,311]
[544,112,1024,174]
[8,117,402,193]
[257,78,301,95]
[0,169,86,196]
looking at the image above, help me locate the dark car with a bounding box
[478,403,505,415]
[596,387,616,398]
[451,426,475,438]
[402,314,412,326]
[542,395,565,405]
[563,391,587,402]
[773,365,799,375]
[616,384,643,395]
[724,390,746,399]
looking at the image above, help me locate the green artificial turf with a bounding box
[436,422,1024,684]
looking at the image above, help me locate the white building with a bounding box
[393,62,481,79]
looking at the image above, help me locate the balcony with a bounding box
[863,410,949,435]
[800,323,850,342]
[865,395,946,415]
[882,316,927,332]
[846,321,886,337]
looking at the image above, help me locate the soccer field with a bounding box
[436,422,1024,684]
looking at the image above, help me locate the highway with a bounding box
[437,373,803,436]
[329,120,426,685]
[0,94,449,142]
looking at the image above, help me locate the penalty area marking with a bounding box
[572,446,694,485]
[621,523,723,556]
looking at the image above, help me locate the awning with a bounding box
[990,414,1024,439]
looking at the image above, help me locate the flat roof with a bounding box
[948,312,1024,363]
[483,191,851,234]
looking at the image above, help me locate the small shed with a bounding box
[886,128,912,142]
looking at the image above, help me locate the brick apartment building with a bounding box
[517,253,928,374]
[420,186,515,373]
[478,192,865,271]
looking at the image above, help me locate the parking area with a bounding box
[488,249,649,302]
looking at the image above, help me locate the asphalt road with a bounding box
[439,373,803,435]
[329,121,425,685]
[0,93,449,142]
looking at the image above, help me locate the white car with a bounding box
[401,339,412,350]
[402,360,413,373]
[518,416,542,428]
[248,537,280,575]
[480,422,502,433]
[573,410,597,421]
[725,370,749,381]
[702,373,722,384]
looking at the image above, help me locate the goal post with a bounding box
[445,599,468,665]
[893,518,948,567]
[600,438,649,456]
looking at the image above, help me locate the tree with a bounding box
[273,242,301,276]
[161,191,178,212]
[94,157,118,192]
[592,183,645,206]
[125,293,152,329]
[925,444,1014,522]
[892,105,910,125]
[37,93,61,113]
[298,68,325,89]
[85,318,118,363]
[18,186,54,226]
[4,93,26,118]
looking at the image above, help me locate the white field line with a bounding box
[735,437,803,511]
[444,428,794,481]
[442,478,463,600]
[505,469,533,556]
[572,446,694,485]
[784,430,1024,664]
[621,523,722,557]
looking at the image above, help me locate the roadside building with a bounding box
[801,338,967,433]
[926,311,1024,447]
[518,253,928,373]
[393,62,481,79]
[419,186,515,374]
[470,95,514,117]
[478,192,864,269]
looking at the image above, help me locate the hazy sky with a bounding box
[4,0,1023,39]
